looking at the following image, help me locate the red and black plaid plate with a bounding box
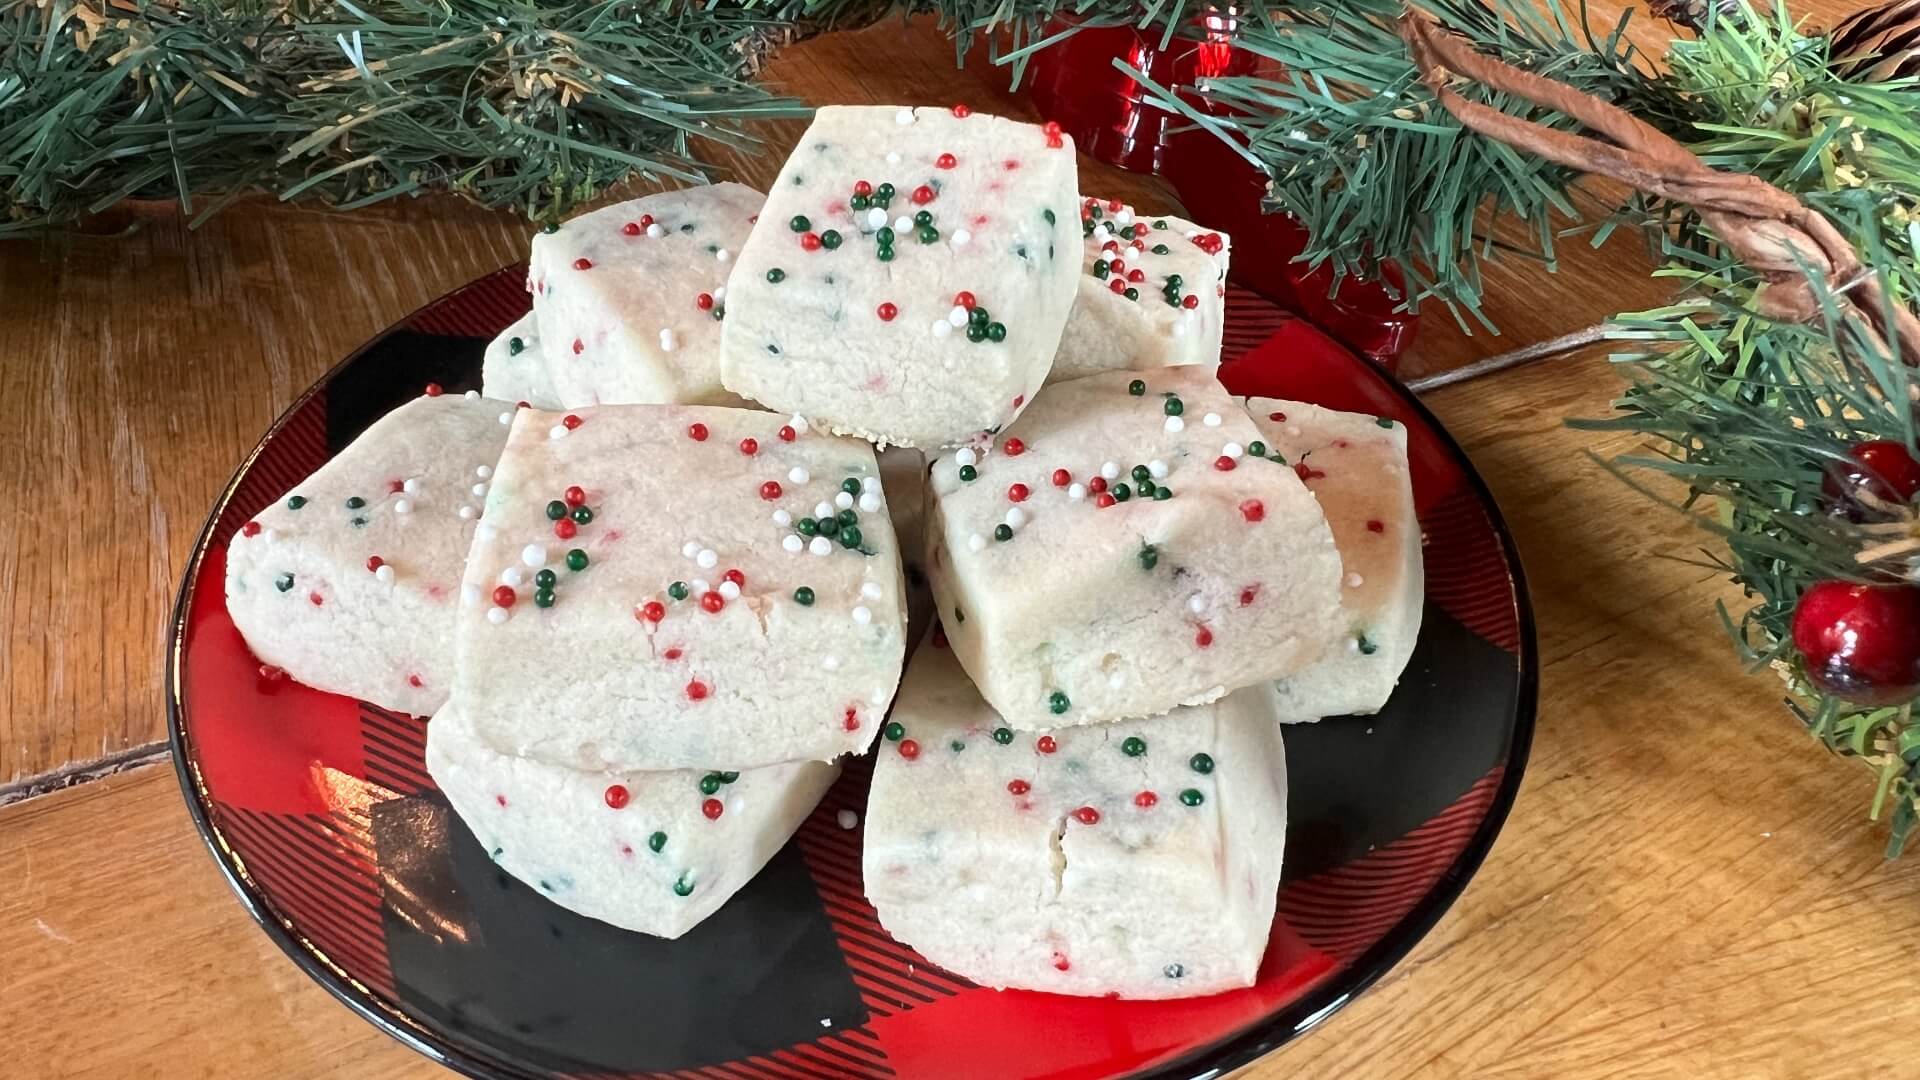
[167,268,1535,1079]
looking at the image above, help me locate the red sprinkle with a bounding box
[853,179,873,197]
[308,592,324,607]
[1073,806,1101,825]
[622,221,641,236]
[1109,279,1128,295]
[562,414,583,430]
[800,231,823,251]
[952,103,972,117]
[554,518,578,540]
[1215,455,1237,471]
[935,153,957,169]
[688,422,709,441]
[495,794,508,808]
[408,674,423,689]
[1240,499,1265,522]
[1094,493,1116,508]
[695,292,715,311]
[1269,411,1288,422]
[779,424,797,441]
[760,481,784,500]
[1296,462,1326,482]
[1134,790,1159,809]
[492,585,517,608]
[700,591,725,614]
[388,479,405,494]
[912,185,937,205]
[954,290,976,309]
[1052,951,1071,971]
[702,797,724,820]
[1037,735,1058,754]
[1195,626,1214,648]
[723,568,745,587]
[1088,476,1108,494]
[739,437,759,456]
[843,707,861,731]
[640,214,655,227]
[572,338,584,355]
[365,555,384,572]
[877,302,898,322]
[1126,269,1145,283]
[664,647,684,661]
[1008,779,1031,795]
[640,601,666,623]
[605,784,630,809]
[687,679,710,701]
[423,383,443,397]
[1051,468,1071,487]
[517,400,530,409]
[1007,483,1030,503]
[1013,394,1025,408]
[240,521,261,537]
[1182,294,1200,309]
[564,485,587,507]
[1045,121,1063,135]
[898,739,921,760]
[1003,437,1026,456]
[1367,519,1385,533]
[1106,198,1123,212]
[573,257,593,270]
[1109,258,1126,274]
[1239,586,1260,607]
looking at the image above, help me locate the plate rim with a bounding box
[165,267,1538,1080]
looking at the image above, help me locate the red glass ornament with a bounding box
[1823,440,1920,514]
[1792,581,1920,704]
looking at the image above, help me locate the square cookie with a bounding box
[1048,200,1231,384]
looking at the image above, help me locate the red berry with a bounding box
[1182,294,1200,309]
[423,382,443,397]
[687,679,710,701]
[724,568,745,587]
[1073,806,1101,825]
[1003,437,1025,456]
[739,437,759,456]
[954,290,976,309]
[622,222,641,236]
[1195,626,1214,648]
[779,425,797,441]
[700,591,725,614]
[936,153,957,169]
[1088,476,1108,494]
[564,485,587,507]
[688,422,709,441]
[695,292,714,311]
[853,179,873,197]
[562,414,583,430]
[1214,455,1236,471]
[1008,779,1031,795]
[800,231,823,251]
[898,739,921,760]
[1037,735,1058,754]
[1240,499,1265,522]
[1134,790,1158,809]
[1793,581,1920,704]
[912,185,937,205]
[554,518,577,540]
[492,585,517,607]
[877,302,898,322]
[573,257,593,270]
[365,555,384,572]
[240,521,261,537]
[952,103,972,117]
[760,481,783,500]
[639,601,666,623]
[1008,483,1030,503]
[1825,440,1920,513]
[702,797,724,820]
[1051,468,1071,487]
[1094,493,1116,508]
[605,784,630,809]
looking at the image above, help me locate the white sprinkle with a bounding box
[462,584,481,607]
[837,810,859,830]
[1096,223,1114,240]
[730,796,747,814]
[869,685,890,705]
[853,606,873,625]
[500,566,526,587]
[835,491,855,511]
[522,545,550,569]
[956,447,979,467]
[895,108,914,125]
[719,580,742,600]
[457,505,476,520]
[1005,507,1027,528]
[1223,442,1245,460]
[403,478,422,494]
[463,389,479,400]
[950,228,971,249]
[499,412,513,425]
[968,533,987,552]
[659,328,677,352]
[374,565,395,584]
[772,509,793,526]
[486,606,510,625]
[1188,594,1207,615]
[823,654,842,671]
[814,500,835,520]
[548,424,568,440]
[645,223,665,238]
[476,524,496,543]
[1067,483,1087,500]
[810,536,833,556]
[1148,459,1169,478]
[1346,572,1366,588]
[476,464,493,479]
[394,499,413,515]
[1347,638,1361,654]
[260,529,277,543]
[696,548,718,569]
[1116,209,1134,225]
[931,319,952,339]
[788,466,811,485]
[691,578,711,595]
[1164,416,1185,433]
[783,535,804,553]
[471,482,489,497]
[681,541,700,560]
[789,414,810,434]
[714,285,727,301]
[861,475,879,493]
[858,492,882,513]
[715,248,731,263]
[885,150,902,165]
[861,581,884,600]
[1100,461,1120,481]
[947,306,969,327]
[867,207,889,229]
[894,215,914,233]
[1203,412,1222,427]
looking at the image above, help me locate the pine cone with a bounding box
[1647,0,1747,32]
[1829,0,1920,81]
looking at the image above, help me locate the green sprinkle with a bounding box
[668,581,689,601]
[1138,544,1158,571]
[1048,690,1071,715]
[700,774,722,795]
[789,215,811,232]
[286,495,306,510]
[1122,736,1147,757]
[876,183,895,200]
[534,569,557,589]
[1043,208,1056,225]
[507,336,523,356]
[1153,485,1172,501]
[1164,963,1185,978]
[958,465,977,482]
[570,505,594,525]
[1093,261,1109,279]
[274,573,294,592]
[798,517,819,536]
[1357,633,1379,655]
[993,727,1014,744]
[838,525,863,549]
[1089,204,1103,219]
[541,222,559,234]
[1137,479,1157,497]
[884,721,906,742]
[546,500,568,521]
[836,508,857,527]
[954,605,966,624]
[350,518,367,528]
[1164,397,1184,417]
[711,304,726,321]
[1152,244,1170,254]
[1179,788,1205,807]
[876,246,895,263]
[850,193,870,211]
[719,771,739,783]
[841,477,862,495]
[1376,417,1396,428]
[673,873,695,897]
[994,523,1013,542]
[913,210,933,227]
[793,586,815,606]
[965,323,986,343]
[648,831,667,853]
[533,588,556,608]
[1165,274,1183,289]
[344,496,365,509]
[969,307,989,327]
[1123,287,1139,301]
[766,268,786,284]
[566,549,589,572]
[1112,483,1131,502]
[1128,379,1146,396]
[950,740,967,753]
[1248,440,1267,457]
[986,322,1006,343]
[821,230,843,250]
[1190,753,1215,774]
[1153,219,1169,230]
[1131,465,1150,483]
[876,226,895,245]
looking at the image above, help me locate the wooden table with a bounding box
[6,9,1915,1078]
